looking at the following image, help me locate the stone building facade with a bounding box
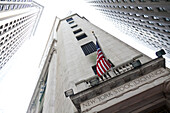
[27,14,170,113]
[0,0,43,69]
[85,0,170,59]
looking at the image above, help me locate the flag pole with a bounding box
[92,31,114,78]
[92,31,107,59]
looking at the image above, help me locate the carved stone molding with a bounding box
[163,78,170,99]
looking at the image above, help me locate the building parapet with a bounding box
[69,57,167,112]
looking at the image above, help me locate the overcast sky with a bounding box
[0,0,169,113]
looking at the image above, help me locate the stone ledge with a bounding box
[70,57,167,112]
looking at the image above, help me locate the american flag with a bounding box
[96,41,111,77]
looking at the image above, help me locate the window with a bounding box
[148,21,154,25]
[5,5,9,10]
[140,20,145,23]
[117,0,121,2]
[123,6,127,9]
[158,33,164,37]
[0,5,3,11]
[135,14,140,17]
[157,23,164,27]
[139,0,145,2]
[1,37,4,41]
[137,6,143,10]
[71,25,78,29]
[145,25,151,28]
[0,25,3,29]
[130,0,135,2]
[152,16,159,20]
[128,13,133,16]
[92,65,97,75]
[133,18,138,21]
[3,29,7,33]
[158,7,166,12]
[118,6,122,8]
[150,31,155,34]
[107,0,111,3]
[123,0,127,2]
[146,7,153,11]
[10,22,12,25]
[153,27,159,30]
[66,18,73,22]
[162,37,168,41]
[151,0,159,2]
[14,5,18,9]
[81,41,96,56]
[129,6,134,9]
[69,21,74,24]
[73,29,82,34]
[76,33,87,41]
[163,18,170,22]
[143,15,149,18]
[5,23,8,27]
[163,30,170,33]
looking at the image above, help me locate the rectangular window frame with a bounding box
[81,41,96,56]
[76,33,87,41]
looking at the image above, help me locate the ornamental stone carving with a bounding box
[163,78,170,99]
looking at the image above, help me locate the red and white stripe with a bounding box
[96,46,111,77]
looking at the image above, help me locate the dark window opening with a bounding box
[130,0,135,2]
[0,25,3,29]
[71,25,78,28]
[73,29,82,34]
[66,18,73,22]
[163,18,170,22]
[157,7,166,12]
[92,65,97,75]
[76,33,87,41]
[146,7,153,11]
[108,59,115,67]
[69,21,74,24]
[139,0,145,2]
[151,0,159,2]
[81,41,96,56]
[5,23,8,27]
[163,30,170,33]
[3,29,7,33]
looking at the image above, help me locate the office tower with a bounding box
[85,0,170,59]
[0,0,43,69]
[27,14,170,113]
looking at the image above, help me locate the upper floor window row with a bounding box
[0,4,32,11]
[73,29,82,34]
[71,25,78,29]
[76,33,87,41]
[91,0,170,4]
[66,18,73,22]
[69,21,74,24]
